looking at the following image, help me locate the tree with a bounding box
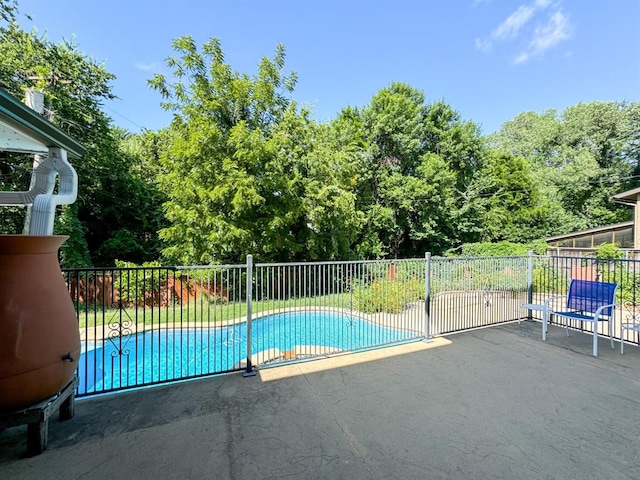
[490,102,640,238]
[95,129,168,264]
[421,101,487,246]
[379,153,458,256]
[478,151,554,242]
[0,0,19,24]
[302,120,364,260]
[352,84,488,257]
[357,83,429,257]
[0,21,164,266]
[54,204,91,267]
[150,37,311,264]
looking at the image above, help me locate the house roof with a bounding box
[611,187,640,204]
[546,220,634,242]
[0,88,85,158]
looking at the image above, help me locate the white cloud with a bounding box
[513,52,530,64]
[493,4,537,40]
[135,62,159,72]
[475,1,573,64]
[475,37,492,53]
[513,11,572,63]
[529,11,572,55]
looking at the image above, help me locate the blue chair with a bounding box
[522,279,618,357]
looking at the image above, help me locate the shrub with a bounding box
[532,265,567,294]
[448,240,548,257]
[352,278,423,313]
[114,260,169,305]
[596,243,623,260]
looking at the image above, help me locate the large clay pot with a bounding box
[0,235,80,412]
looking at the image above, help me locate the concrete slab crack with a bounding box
[301,371,378,480]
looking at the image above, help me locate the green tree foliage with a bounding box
[420,101,487,246]
[152,37,366,265]
[0,0,19,24]
[96,129,168,264]
[479,151,554,242]
[0,19,165,266]
[595,242,623,260]
[490,102,640,237]
[54,204,91,267]
[0,151,30,233]
[342,83,487,258]
[151,37,322,264]
[295,121,363,260]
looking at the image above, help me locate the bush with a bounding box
[352,278,423,313]
[591,244,637,303]
[448,240,548,257]
[532,265,567,294]
[114,260,169,305]
[596,243,624,260]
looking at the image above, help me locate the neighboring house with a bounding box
[546,187,640,257]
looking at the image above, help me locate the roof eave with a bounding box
[611,186,640,204]
[0,88,86,158]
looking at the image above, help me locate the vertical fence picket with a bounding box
[425,252,431,341]
[244,255,255,377]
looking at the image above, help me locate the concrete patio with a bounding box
[2,320,640,479]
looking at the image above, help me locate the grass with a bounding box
[74,279,428,330]
[75,293,355,329]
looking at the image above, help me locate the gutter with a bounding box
[0,88,85,158]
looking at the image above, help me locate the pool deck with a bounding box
[2,320,640,479]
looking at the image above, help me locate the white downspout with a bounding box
[0,146,78,235]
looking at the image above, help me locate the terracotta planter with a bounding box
[0,235,80,412]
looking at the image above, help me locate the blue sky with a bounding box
[16,0,640,135]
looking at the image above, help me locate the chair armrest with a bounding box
[594,302,618,318]
[544,295,567,308]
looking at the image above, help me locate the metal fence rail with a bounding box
[64,253,640,398]
[429,256,529,335]
[65,264,247,397]
[530,255,640,346]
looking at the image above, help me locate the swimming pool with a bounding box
[77,310,417,395]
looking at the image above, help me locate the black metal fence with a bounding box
[429,255,530,335]
[64,257,427,398]
[530,255,640,343]
[65,263,247,397]
[64,253,640,398]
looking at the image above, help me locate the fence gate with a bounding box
[429,256,530,335]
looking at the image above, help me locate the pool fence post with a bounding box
[423,252,432,343]
[243,254,256,377]
[526,250,533,321]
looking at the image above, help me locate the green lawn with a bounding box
[75,277,427,330]
[75,293,355,329]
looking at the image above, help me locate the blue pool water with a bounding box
[78,311,415,395]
